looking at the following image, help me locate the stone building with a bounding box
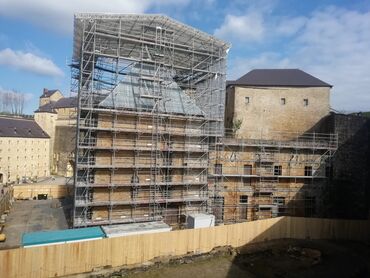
[0,116,50,184]
[71,14,228,227]
[225,69,332,140]
[34,88,77,177]
[209,69,337,223]
[70,13,340,228]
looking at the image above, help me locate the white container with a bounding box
[187,213,215,229]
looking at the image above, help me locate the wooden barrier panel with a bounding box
[0,188,13,216]
[0,217,368,278]
[13,184,72,200]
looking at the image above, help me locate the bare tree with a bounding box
[0,89,28,115]
[19,93,25,115]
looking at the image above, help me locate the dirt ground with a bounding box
[0,198,71,249]
[87,239,370,278]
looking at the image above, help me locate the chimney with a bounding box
[43,88,48,96]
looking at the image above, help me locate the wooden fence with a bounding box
[13,184,72,200]
[0,217,369,278]
[0,188,13,216]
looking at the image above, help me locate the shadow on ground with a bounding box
[87,239,370,278]
[227,239,370,278]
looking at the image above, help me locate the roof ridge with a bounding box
[231,69,332,88]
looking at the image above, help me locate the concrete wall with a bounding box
[0,137,50,183]
[226,86,330,140]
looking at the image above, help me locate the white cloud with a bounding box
[227,6,370,111]
[276,16,307,36]
[0,0,190,34]
[214,13,265,42]
[0,48,64,77]
[228,53,290,80]
[291,7,370,111]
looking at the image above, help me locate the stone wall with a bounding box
[225,86,330,140]
[53,125,75,177]
[317,113,370,219]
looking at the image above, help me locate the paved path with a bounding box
[0,199,71,249]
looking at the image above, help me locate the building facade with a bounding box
[209,69,337,223]
[71,14,337,228]
[0,117,50,184]
[225,69,332,140]
[35,88,77,177]
[71,14,229,228]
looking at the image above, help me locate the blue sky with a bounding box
[0,0,370,114]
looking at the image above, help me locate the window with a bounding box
[303,98,309,106]
[304,166,313,176]
[273,197,285,206]
[214,163,222,175]
[273,197,286,215]
[245,96,250,104]
[281,98,286,105]
[239,195,248,204]
[274,165,282,176]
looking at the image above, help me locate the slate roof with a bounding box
[35,97,77,113]
[40,89,60,98]
[99,65,204,116]
[227,69,332,88]
[0,117,49,138]
[54,97,78,108]
[35,102,57,113]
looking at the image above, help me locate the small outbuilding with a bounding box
[22,227,105,248]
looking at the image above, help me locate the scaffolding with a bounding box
[209,129,338,223]
[71,14,229,227]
